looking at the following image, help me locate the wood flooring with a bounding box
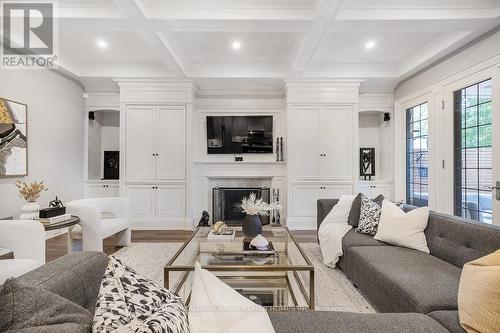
[45,229,318,262]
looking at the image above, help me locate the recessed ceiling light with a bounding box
[97,39,108,49]
[365,40,376,50]
[231,41,241,50]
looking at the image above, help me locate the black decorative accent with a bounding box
[234,155,243,162]
[360,148,375,180]
[279,137,284,161]
[103,151,119,180]
[89,111,95,120]
[242,214,262,237]
[198,211,210,227]
[384,113,391,122]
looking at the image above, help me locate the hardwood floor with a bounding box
[45,229,318,262]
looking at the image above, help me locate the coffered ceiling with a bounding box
[33,0,500,89]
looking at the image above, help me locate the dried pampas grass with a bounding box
[16,180,48,202]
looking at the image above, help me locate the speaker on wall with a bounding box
[103,151,119,180]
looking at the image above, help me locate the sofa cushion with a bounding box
[339,229,387,274]
[348,193,384,228]
[0,278,92,333]
[269,311,449,333]
[428,311,466,333]
[16,251,109,313]
[347,246,461,314]
[424,211,500,268]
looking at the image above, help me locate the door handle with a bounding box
[484,181,500,200]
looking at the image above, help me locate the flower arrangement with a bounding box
[240,193,281,216]
[16,180,47,202]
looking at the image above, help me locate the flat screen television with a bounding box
[206,115,273,154]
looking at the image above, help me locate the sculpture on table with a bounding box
[198,211,210,227]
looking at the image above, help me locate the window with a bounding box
[406,103,429,207]
[453,79,493,223]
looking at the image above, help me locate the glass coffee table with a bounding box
[164,226,315,310]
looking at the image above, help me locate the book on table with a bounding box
[243,241,276,255]
[207,229,235,240]
[37,213,72,225]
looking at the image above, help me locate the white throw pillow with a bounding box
[189,262,275,333]
[374,200,430,253]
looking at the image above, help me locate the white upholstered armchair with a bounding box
[66,197,131,252]
[0,220,45,284]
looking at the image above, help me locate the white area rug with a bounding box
[113,242,374,313]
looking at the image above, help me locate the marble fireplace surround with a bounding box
[192,161,286,224]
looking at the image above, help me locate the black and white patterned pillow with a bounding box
[93,256,189,333]
[356,194,383,236]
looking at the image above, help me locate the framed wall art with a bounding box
[360,147,375,180]
[0,97,27,177]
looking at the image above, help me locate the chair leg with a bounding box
[116,228,131,247]
[72,239,83,252]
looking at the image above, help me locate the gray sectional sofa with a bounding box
[3,202,499,333]
[313,199,500,333]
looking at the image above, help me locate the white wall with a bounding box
[0,69,85,218]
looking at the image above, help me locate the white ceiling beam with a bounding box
[336,8,500,21]
[112,0,186,77]
[290,0,345,76]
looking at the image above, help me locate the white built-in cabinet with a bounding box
[126,106,186,180]
[292,105,353,180]
[85,182,119,198]
[357,181,393,200]
[286,82,360,229]
[126,184,186,219]
[122,95,190,229]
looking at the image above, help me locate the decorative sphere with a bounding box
[213,221,228,234]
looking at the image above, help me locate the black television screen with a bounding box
[207,116,273,154]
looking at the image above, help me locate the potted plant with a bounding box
[240,193,280,237]
[16,180,48,220]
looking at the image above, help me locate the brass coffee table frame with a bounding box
[164,227,315,310]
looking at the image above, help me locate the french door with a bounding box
[451,73,500,224]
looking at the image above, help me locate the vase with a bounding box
[242,214,262,237]
[19,201,40,220]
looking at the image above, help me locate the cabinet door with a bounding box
[320,106,353,180]
[156,107,186,180]
[156,185,186,217]
[85,184,107,198]
[291,184,321,217]
[126,106,156,179]
[321,184,353,199]
[293,107,321,179]
[126,185,156,218]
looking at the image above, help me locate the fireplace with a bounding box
[212,187,270,225]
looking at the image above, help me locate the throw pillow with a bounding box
[348,193,384,227]
[0,278,92,333]
[355,194,384,235]
[93,256,189,333]
[458,250,500,333]
[189,262,276,333]
[374,200,430,253]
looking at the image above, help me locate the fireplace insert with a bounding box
[212,187,270,225]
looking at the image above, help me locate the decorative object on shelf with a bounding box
[103,151,119,180]
[250,234,269,250]
[198,211,210,227]
[233,154,243,162]
[212,221,228,234]
[16,180,47,220]
[384,112,391,122]
[279,137,284,161]
[275,137,280,161]
[0,98,27,177]
[360,148,375,180]
[271,188,281,226]
[240,193,281,237]
[39,196,66,218]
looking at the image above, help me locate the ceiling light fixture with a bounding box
[97,39,108,49]
[365,40,376,50]
[231,41,241,50]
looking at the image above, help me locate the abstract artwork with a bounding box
[0,98,27,177]
[360,148,375,180]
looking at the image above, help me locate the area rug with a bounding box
[113,242,374,313]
